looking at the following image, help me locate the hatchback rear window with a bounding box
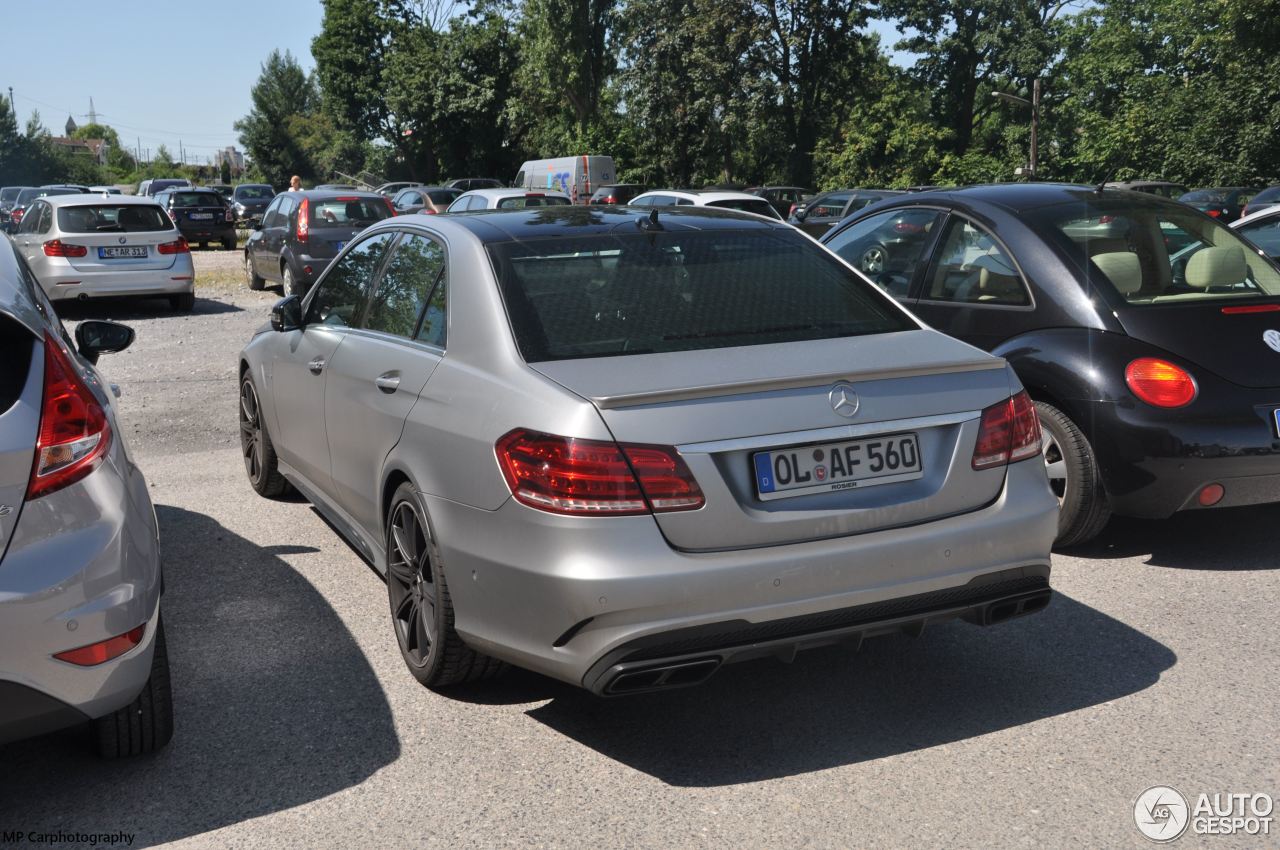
[1180,190,1229,204]
[235,185,274,200]
[427,190,460,204]
[1,188,23,204]
[1031,199,1280,306]
[497,195,570,209]
[172,192,223,207]
[708,198,779,219]
[57,204,172,232]
[489,229,913,361]
[310,198,392,226]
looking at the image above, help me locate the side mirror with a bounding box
[75,320,135,364]
[794,208,808,222]
[271,295,304,332]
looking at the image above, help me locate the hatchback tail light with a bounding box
[495,428,704,516]
[297,197,310,242]
[383,196,396,217]
[10,207,24,224]
[28,335,112,499]
[157,238,190,255]
[972,391,1041,471]
[42,239,88,257]
[1125,358,1197,408]
[1206,209,1221,218]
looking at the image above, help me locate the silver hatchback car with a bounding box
[238,206,1058,695]
[10,194,196,311]
[0,240,173,754]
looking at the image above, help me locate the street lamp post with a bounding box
[993,78,1041,178]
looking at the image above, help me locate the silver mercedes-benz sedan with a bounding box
[0,237,173,753]
[10,194,196,311]
[238,206,1058,696]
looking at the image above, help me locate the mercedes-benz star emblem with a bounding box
[829,382,860,418]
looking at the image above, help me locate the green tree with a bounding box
[234,50,320,187]
[312,0,396,143]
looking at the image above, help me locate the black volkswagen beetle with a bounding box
[821,183,1280,546]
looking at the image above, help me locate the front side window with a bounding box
[363,233,447,343]
[488,228,913,362]
[1033,199,1280,306]
[305,232,395,327]
[1238,216,1280,260]
[825,208,941,299]
[924,218,1029,306]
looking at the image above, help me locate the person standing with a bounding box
[288,175,302,192]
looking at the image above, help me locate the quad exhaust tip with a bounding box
[603,657,722,695]
[966,590,1052,627]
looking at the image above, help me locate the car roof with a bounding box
[635,190,766,203]
[867,182,1199,215]
[0,241,46,336]
[43,194,165,208]
[459,188,571,200]
[1233,205,1280,227]
[292,189,385,199]
[378,204,786,243]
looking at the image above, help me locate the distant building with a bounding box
[65,114,78,135]
[50,136,109,165]
[214,145,245,176]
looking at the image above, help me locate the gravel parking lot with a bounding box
[1,249,1277,848]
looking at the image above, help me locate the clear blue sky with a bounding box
[1,2,910,164]
[1,1,322,163]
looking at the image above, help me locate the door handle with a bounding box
[308,356,325,375]
[375,372,401,393]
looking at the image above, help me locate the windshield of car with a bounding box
[0,188,22,204]
[151,180,188,192]
[497,195,570,209]
[18,188,75,204]
[57,204,172,233]
[1238,216,1280,259]
[488,229,913,362]
[309,197,392,226]
[172,191,223,207]
[708,198,780,219]
[235,185,274,200]
[1032,199,1280,306]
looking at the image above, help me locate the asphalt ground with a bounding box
[1,249,1276,848]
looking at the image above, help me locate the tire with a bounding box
[222,236,236,251]
[169,292,195,312]
[199,241,209,251]
[245,253,265,291]
[239,374,290,498]
[1036,401,1111,547]
[282,264,305,297]
[385,483,504,688]
[91,616,174,758]
[859,243,889,275]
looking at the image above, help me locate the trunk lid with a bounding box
[1115,302,1280,388]
[531,330,1017,551]
[0,317,40,565]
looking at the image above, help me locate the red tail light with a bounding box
[1221,304,1280,314]
[157,238,189,255]
[54,625,144,666]
[1099,214,1115,224]
[10,207,23,224]
[972,391,1041,471]
[297,197,309,242]
[495,428,704,516]
[1125,358,1197,408]
[383,196,396,217]
[42,239,88,257]
[1206,209,1221,218]
[27,335,112,499]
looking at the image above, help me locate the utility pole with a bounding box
[7,87,13,115]
[992,79,1043,179]
[180,140,184,163]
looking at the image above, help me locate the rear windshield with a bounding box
[426,189,460,204]
[497,195,570,209]
[57,204,172,233]
[309,197,392,226]
[1029,199,1280,306]
[172,191,223,207]
[708,199,779,219]
[1,188,23,203]
[235,185,274,200]
[488,229,913,362]
[1180,190,1229,204]
[150,180,188,192]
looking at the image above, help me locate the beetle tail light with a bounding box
[1125,358,1197,408]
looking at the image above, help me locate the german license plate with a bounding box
[190,212,213,220]
[753,433,923,500]
[98,246,148,259]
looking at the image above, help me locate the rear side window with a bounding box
[810,193,853,217]
[172,192,222,207]
[825,209,942,299]
[310,198,391,227]
[924,218,1029,306]
[488,229,913,362]
[58,205,171,232]
[363,233,447,343]
[305,232,395,326]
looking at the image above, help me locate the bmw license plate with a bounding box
[98,246,148,259]
[189,212,213,220]
[753,433,923,501]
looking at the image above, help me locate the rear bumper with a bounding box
[1077,396,1280,518]
[42,260,195,301]
[0,445,162,745]
[431,458,1058,691]
[177,221,235,242]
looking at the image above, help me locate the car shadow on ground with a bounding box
[54,295,242,321]
[1060,503,1280,569]
[0,505,399,847]
[456,592,1173,787]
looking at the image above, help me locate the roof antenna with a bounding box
[638,207,663,231]
[1094,168,1115,195]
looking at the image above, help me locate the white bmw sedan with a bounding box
[9,194,196,311]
